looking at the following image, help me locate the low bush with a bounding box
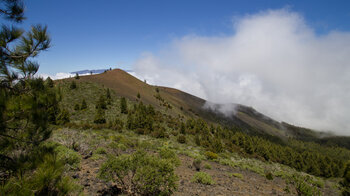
[193,159,202,171]
[99,151,178,195]
[229,173,243,179]
[159,146,181,166]
[205,151,218,160]
[0,154,81,195]
[53,143,81,169]
[204,163,212,169]
[266,172,274,180]
[191,172,215,185]
[177,134,186,144]
[95,147,107,154]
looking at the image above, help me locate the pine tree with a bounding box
[120,97,128,114]
[106,88,112,104]
[96,95,107,109]
[0,0,54,173]
[74,103,80,110]
[80,99,87,110]
[45,77,54,88]
[137,92,141,99]
[75,73,79,79]
[70,81,77,89]
[94,107,106,124]
[56,108,70,125]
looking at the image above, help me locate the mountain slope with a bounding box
[77,69,347,146]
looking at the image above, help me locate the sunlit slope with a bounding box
[76,69,348,144]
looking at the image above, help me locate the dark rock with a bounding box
[72,174,79,179]
[84,151,93,159]
[98,184,122,196]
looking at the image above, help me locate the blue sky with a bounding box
[18,0,350,75]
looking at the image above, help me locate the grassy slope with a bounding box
[52,79,342,195]
[74,69,348,145]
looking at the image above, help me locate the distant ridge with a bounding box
[70,69,108,75]
[70,69,134,75]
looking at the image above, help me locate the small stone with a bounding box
[83,151,93,159]
[72,174,79,179]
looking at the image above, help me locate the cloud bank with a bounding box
[39,72,76,80]
[133,9,350,135]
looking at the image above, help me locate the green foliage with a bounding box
[46,77,54,88]
[106,88,112,104]
[342,161,350,195]
[0,154,81,195]
[193,158,202,171]
[69,81,77,89]
[99,150,178,195]
[74,73,79,79]
[127,102,155,132]
[229,173,243,179]
[266,172,274,180]
[74,103,80,111]
[177,134,186,144]
[204,163,212,169]
[191,172,215,185]
[95,147,107,154]
[180,122,186,134]
[159,146,181,167]
[52,143,81,169]
[94,107,106,124]
[80,99,87,110]
[137,92,141,99]
[120,97,128,114]
[96,95,107,110]
[112,118,124,131]
[205,151,218,160]
[56,108,70,125]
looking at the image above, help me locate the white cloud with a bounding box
[38,72,75,80]
[133,9,350,135]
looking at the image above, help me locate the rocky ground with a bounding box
[70,151,300,196]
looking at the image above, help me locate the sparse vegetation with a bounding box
[99,150,178,195]
[191,172,215,185]
[193,159,202,171]
[229,173,243,179]
[177,134,187,143]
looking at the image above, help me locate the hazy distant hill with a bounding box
[70,69,109,75]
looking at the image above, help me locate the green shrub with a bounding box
[159,146,181,166]
[74,103,80,111]
[151,128,168,138]
[70,81,77,89]
[80,99,87,110]
[56,109,70,125]
[0,154,81,195]
[94,108,106,124]
[204,163,212,169]
[54,144,81,169]
[205,151,218,160]
[193,159,202,171]
[191,172,215,185]
[113,118,124,131]
[229,173,243,179]
[99,151,178,195]
[95,147,107,154]
[177,134,186,144]
[120,97,128,114]
[266,172,274,180]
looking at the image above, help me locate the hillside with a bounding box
[77,69,349,147]
[50,78,349,195]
